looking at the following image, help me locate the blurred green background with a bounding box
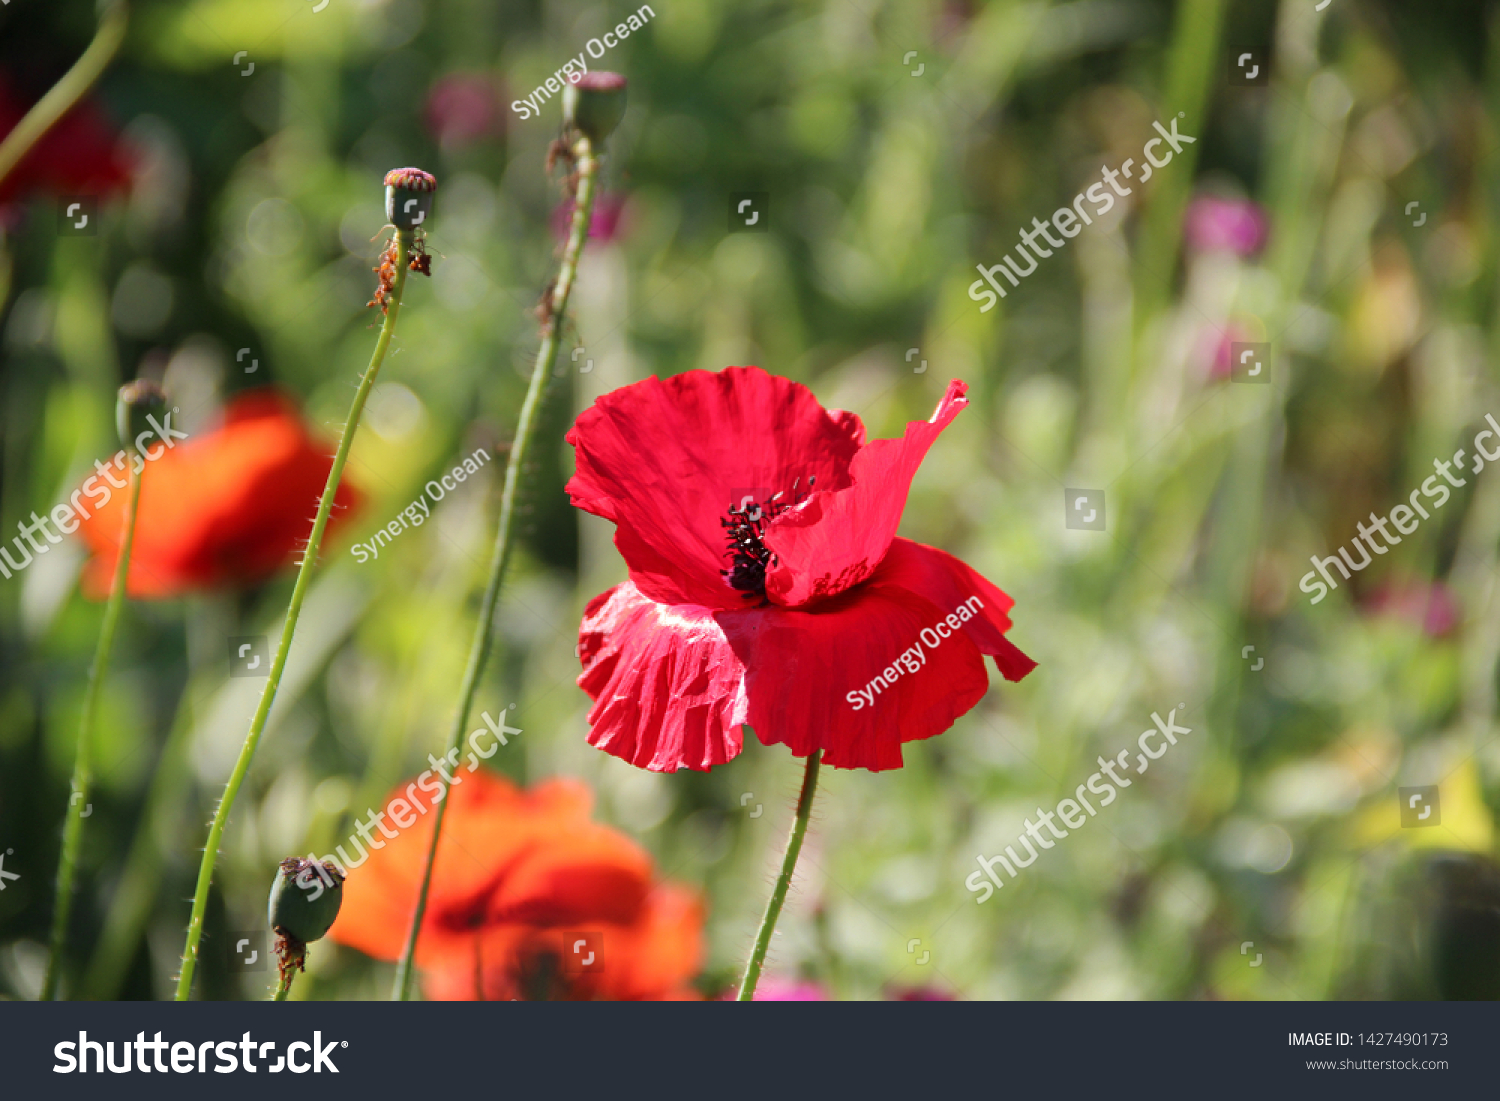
[3,0,1500,1000]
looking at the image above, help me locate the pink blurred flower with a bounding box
[1364,578,1460,638]
[551,192,629,243]
[722,976,828,1000]
[425,73,504,151]
[1201,322,1255,381]
[1184,195,1268,258]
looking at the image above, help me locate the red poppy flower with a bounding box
[328,769,703,1001]
[72,389,361,599]
[0,75,133,207]
[567,366,1035,772]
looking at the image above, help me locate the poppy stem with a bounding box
[174,231,413,1001]
[737,750,821,1001]
[40,461,141,1001]
[0,0,129,192]
[272,933,305,1001]
[391,134,601,1001]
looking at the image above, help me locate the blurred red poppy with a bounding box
[72,389,361,599]
[568,366,1035,772]
[328,768,704,1001]
[0,74,133,208]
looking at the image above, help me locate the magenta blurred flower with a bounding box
[1363,578,1460,638]
[722,976,828,1000]
[1184,195,1268,258]
[551,192,628,243]
[887,985,956,1001]
[425,73,504,151]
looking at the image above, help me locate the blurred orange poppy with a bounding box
[328,768,704,1000]
[72,389,361,599]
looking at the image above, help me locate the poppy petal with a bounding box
[73,389,360,598]
[719,574,993,770]
[328,772,596,963]
[566,367,864,610]
[577,581,750,772]
[762,380,968,607]
[425,883,705,1001]
[486,826,653,927]
[873,538,1037,682]
[589,884,704,1000]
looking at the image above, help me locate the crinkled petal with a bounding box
[763,380,968,607]
[577,582,750,771]
[566,367,864,610]
[874,538,1037,682]
[721,539,1033,770]
[720,578,992,770]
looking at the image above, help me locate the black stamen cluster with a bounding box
[720,477,815,599]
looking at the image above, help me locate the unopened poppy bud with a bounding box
[563,72,627,144]
[115,380,168,457]
[268,856,344,944]
[384,167,438,230]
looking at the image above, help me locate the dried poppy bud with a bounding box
[384,167,437,230]
[115,380,169,457]
[563,72,627,144]
[268,856,344,944]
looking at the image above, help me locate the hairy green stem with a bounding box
[391,136,599,1000]
[175,232,412,1000]
[41,461,141,1000]
[0,1,129,192]
[738,750,821,1001]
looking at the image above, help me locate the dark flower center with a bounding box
[720,477,815,599]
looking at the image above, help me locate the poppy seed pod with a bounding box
[115,380,169,457]
[268,857,345,944]
[562,72,627,144]
[384,167,438,230]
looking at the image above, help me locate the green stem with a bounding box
[1130,0,1226,337]
[737,750,821,1001]
[0,1,128,193]
[41,459,141,1000]
[82,676,198,998]
[273,971,295,1001]
[391,136,600,1001]
[175,232,412,1001]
